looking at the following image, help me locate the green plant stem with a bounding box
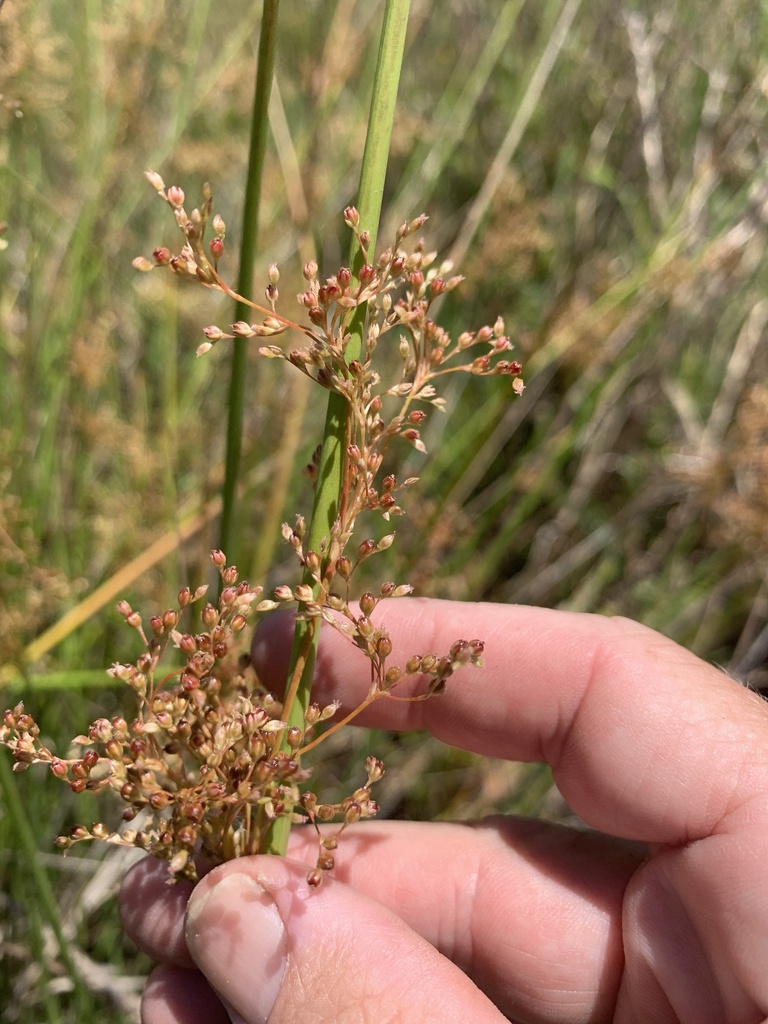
[266,0,411,857]
[218,0,280,566]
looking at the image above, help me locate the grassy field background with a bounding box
[2,1,768,1019]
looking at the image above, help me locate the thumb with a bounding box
[185,856,504,1024]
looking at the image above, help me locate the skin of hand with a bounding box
[119,599,768,1024]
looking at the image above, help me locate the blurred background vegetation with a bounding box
[2,0,768,1018]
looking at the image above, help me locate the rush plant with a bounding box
[1,186,523,885]
[1,0,523,890]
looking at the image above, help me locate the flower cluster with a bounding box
[2,552,485,884]
[2,176,523,884]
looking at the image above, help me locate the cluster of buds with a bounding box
[134,175,524,412]
[1,176,522,885]
[2,552,485,884]
[133,172,309,344]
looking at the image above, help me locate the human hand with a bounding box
[119,599,768,1023]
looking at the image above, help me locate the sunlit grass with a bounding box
[2,1,768,1019]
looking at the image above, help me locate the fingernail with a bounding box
[186,872,287,1024]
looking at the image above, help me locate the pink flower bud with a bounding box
[145,170,165,191]
[167,185,185,208]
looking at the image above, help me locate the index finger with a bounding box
[252,599,768,845]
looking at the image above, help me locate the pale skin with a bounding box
[119,599,768,1024]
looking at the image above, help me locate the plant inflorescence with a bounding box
[2,174,523,885]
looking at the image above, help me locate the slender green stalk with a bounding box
[218,0,281,565]
[267,0,411,856]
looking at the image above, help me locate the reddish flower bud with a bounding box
[359,264,376,286]
[336,555,353,578]
[287,726,303,750]
[376,636,393,658]
[163,609,178,630]
[153,247,171,265]
[83,749,99,769]
[209,236,224,260]
[344,802,362,824]
[337,266,351,287]
[166,185,185,208]
[357,539,376,560]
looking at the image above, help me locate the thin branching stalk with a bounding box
[266,0,412,857]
